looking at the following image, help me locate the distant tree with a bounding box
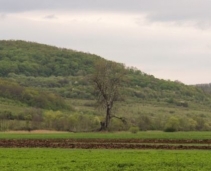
[91,60,126,131]
[164,116,180,132]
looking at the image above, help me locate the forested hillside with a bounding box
[0,40,211,132]
[0,40,99,77]
[0,40,208,103]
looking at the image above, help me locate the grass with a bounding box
[1,131,211,139]
[1,148,211,171]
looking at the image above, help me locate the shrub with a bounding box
[129,126,139,134]
[164,127,176,132]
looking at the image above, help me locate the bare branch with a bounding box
[111,115,127,124]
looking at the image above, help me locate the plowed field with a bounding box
[1,139,211,149]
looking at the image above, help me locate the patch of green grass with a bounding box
[0,148,211,171]
[1,131,211,139]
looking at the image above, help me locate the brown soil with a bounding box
[1,139,211,149]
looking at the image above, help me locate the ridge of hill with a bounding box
[195,83,211,94]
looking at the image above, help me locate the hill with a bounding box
[0,40,211,132]
[0,40,209,102]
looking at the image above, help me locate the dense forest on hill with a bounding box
[0,40,208,103]
[0,40,98,77]
[1,40,211,132]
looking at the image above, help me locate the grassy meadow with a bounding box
[1,148,211,171]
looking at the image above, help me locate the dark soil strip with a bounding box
[1,139,211,149]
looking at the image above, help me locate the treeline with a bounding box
[1,109,211,132]
[0,109,99,132]
[0,78,69,110]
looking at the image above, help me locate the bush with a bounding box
[108,119,129,132]
[129,126,139,134]
[164,127,176,132]
[176,101,188,107]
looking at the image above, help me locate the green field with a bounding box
[1,148,211,171]
[1,131,211,140]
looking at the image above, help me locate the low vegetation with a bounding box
[1,148,211,171]
[0,78,69,110]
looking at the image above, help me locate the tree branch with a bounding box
[111,115,127,124]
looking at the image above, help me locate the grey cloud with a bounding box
[0,0,121,13]
[1,0,211,27]
[1,0,211,28]
[44,14,57,19]
[0,0,210,15]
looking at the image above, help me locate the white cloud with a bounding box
[0,13,6,19]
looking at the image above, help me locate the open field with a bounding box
[1,131,211,140]
[1,148,211,171]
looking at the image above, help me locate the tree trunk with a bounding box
[99,121,105,131]
[105,104,111,129]
[99,105,111,131]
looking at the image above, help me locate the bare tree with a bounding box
[91,60,126,131]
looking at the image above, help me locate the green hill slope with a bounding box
[0,40,209,104]
[0,40,211,131]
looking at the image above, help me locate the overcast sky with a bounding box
[1,0,211,84]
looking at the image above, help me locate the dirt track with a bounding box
[1,139,211,149]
